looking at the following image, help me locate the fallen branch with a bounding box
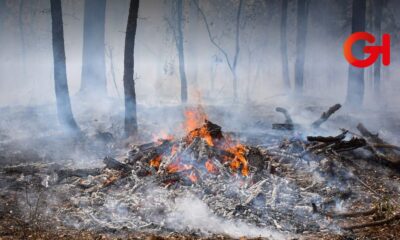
[326,207,377,218]
[103,156,133,173]
[342,213,400,230]
[311,104,341,128]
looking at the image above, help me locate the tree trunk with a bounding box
[373,0,383,98]
[345,0,366,107]
[19,0,27,83]
[280,0,290,90]
[232,0,243,100]
[80,0,107,96]
[294,0,309,93]
[123,0,139,136]
[50,0,80,133]
[176,0,188,103]
[188,0,199,88]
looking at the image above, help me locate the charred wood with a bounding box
[311,103,341,128]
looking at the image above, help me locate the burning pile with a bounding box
[2,105,400,239]
[124,111,251,185]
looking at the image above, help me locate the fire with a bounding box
[167,161,192,173]
[183,106,207,133]
[183,107,215,146]
[150,155,162,168]
[187,126,214,146]
[205,159,218,174]
[153,131,174,143]
[187,171,198,182]
[146,106,250,185]
[225,144,249,176]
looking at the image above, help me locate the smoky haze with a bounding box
[1,0,400,109]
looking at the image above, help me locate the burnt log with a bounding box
[311,104,341,128]
[103,156,133,173]
[272,107,299,130]
[307,131,347,143]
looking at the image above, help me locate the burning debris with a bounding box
[1,106,400,239]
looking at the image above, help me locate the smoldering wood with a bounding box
[357,123,400,166]
[311,104,341,128]
[272,107,300,130]
[307,131,347,143]
[103,156,133,173]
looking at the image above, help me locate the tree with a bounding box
[176,0,188,103]
[123,0,139,136]
[294,0,309,93]
[80,0,107,96]
[193,0,243,99]
[19,0,27,82]
[280,0,290,90]
[345,0,366,107]
[373,0,386,98]
[50,0,80,133]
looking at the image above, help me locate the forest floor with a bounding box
[0,98,399,239]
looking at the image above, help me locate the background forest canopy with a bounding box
[0,0,400,109]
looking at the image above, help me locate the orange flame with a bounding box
[205,159,218,174]
[187,171,198,183]
[167,162,193,173]
[226,144,249,176]
[150,155,162,168]
[187,126,214,146]
[184,106,207,133]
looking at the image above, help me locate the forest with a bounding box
[0,0,399,239]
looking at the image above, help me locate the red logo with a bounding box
[344,32,390,68]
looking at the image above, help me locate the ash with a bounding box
[1,105,400,239]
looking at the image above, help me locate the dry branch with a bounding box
[311,103,341,128]
[342,213,400,230]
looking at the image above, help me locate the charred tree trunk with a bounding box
[123,0,139,136]
[345,0,366,107]
[50,0,80,133]
[373,0,384,98]
[176,0,188,103]
[80,0,107,96]
[280,0,290,90]
[294,0,309,93]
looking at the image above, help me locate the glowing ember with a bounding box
[150,155,162,168]
[226,144,249,176]
[205,159,218,174]
[187,171,198,183]
[167,161,192,173]
[146,106,250,183]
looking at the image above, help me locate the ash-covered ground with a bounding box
[0,98,400,239]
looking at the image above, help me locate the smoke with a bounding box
[166,196,288,239]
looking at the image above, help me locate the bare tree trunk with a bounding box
[123,0,139,136]
[50,0,80,133]
[80,0,107,96]
[188,0,199,88]
[345,0,366,107]
[280,0,290,90]
[19,0,27,82]
[193,0,242,100]
[294,0,309,94]
[232,0,243,99]
[373,0,383,98]
[176,0,188,103]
